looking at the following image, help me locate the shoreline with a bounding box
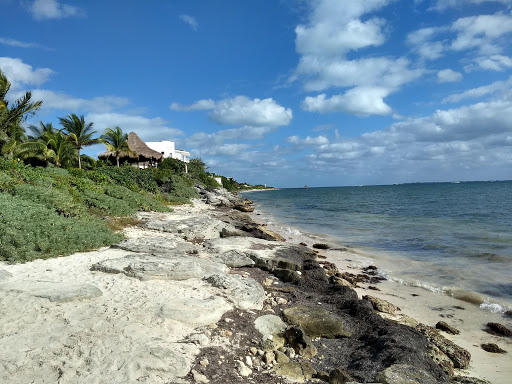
[0,191,510,383]
[248,205,512,384]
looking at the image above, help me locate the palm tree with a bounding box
[1,123,28,156]
[100,126,131,167]
[59,114,98,169]
[45,130,75,167]
[0,69,42,152]
[28,121,56,141]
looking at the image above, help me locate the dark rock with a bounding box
[319,261,339,277]
[481,343,507,353]
[272,268,301,284]
[299,242,308,246]
[368,286,381,291]
[363,295,400,315]
[416,323,471,369]
[313,243,330,249]
[426,343,454,377]
[375,364,438,384]
[284,325,318,358]
[435,321,460,335]
[315,370,330,382]
[329,368,353,384]
[282,305,352,339]
[505,310,512,318]
[452,376,492,384]
[486,322,512,337]
[242,224,285,241]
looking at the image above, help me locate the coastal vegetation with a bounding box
[0,69,267,263]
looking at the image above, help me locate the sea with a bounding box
[242,181,512,313]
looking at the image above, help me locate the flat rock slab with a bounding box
[0,269,12,281]
[211,250,255,268]
[254,314,288,339]
[0,281,102,302]
[206,274,265,310]
[363,295,400,315]
[112,236,197,255]
[205,237,315,273]
[145,216,243,240]
[91,254,228,281]
[159,296,232,328]
[375,364,438,384]
[283,305,352,338]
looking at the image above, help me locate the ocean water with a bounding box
[242,181,512,311]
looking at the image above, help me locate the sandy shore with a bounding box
[253,211,512,384]
[1,194,510,383]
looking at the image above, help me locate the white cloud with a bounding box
[0,57,53,89]
[172,96,292,127]
[466,55,512,71]
[30,0,84,20]
[432,0,512,11]
[170,99,215,111]
[293,0,423,116]
[0,37,50,50]
[451,13,512,54]
[179,14,198,31]
[287,135,330,146]
[437,69,462,83]
[442,77,511,103]
[87,113,184,142]
[302,87,392,115]
[22,89,130,113]
[407,27,447,60]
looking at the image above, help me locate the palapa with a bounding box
[98,132,164,164]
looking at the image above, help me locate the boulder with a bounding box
[452,376,491,384]
[242,224,285,241]
[375,364,438,384]
[273,361,316,383]
[112,236,196,255]
[284,326,318,358]
[329,368,354,384]
[486,322,512,337]
[427,344,454,377]
[313,243,330,249]
[206,274,265,310]
[282,305,351,338]
[91,254,227,281]
[435,321,460,335]
[481,343,507,353]
[159,296,232,328]
[254,314,288,351]
[416,324,471,369]
[363,295,400,315]
[0,281,102,302]
[211,250,255,268]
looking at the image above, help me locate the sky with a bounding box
[1,0,512,187]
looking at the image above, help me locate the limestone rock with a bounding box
[329,368,354,384]
[375,364,438,384]
[486,322,512,337]
[481,343,507,353]
[313,243,330,249]
[274,350,290,364]
[427,343,454,377]
[211,249,255,268]
[0,281,102,302]
[282,305,351,338]
[416,323,471,369]
[159,296,232,328]
[254,314,288,351]
[273,361,316,383]
[363,295,400,315]
[91,254,227,281]
[436,321,460,335]
[112,236,196,255]
[236,361,252,377]
[452,376,491,384]
[191,369,209,383]
[206,274,265,310]
[0,268,12,281]
[242,225,286,241]
[284,326,318,358]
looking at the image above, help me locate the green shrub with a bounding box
[0,172,18,192]
[0,193,123,263]
[159,157,186,174]
[95,167,159,193]
[161,175,198,199]
[80,189,137,217]
[13,184,85,218]
[104,185,171,212]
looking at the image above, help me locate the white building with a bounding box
[145,140,190,163]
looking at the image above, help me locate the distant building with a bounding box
[145,140,190,163]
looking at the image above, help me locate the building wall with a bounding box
[146,141,190,163]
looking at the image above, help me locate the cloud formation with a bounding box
[0,57,53,89]
[30,0,84,20]
[437,69,463,82]
[0,37,50,50]
[171,96,292,127]
[179,14,198,31]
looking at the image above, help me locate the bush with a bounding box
[104,185,171,213]
[0,172,18,192]
[95,167,159,193]
[0,193,123,263]
[80,189,138,217]
[159,157,186,174]
[13,184,85,217]
[161,175,198,199]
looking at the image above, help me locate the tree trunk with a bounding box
[78,149,81,169]
[116,157,120,167]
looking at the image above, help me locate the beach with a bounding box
[0,189,510,383]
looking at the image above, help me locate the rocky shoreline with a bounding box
[0,187,510,383]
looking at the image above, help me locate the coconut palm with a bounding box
[28,121,57,141]
[1,123,28,156]
[100,126,131,167]
[59,114,98,169]
[0,69,42,152]
[45,130,76,167]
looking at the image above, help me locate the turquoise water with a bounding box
[243,181,512,308]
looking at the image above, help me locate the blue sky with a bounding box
[1,0,511,187]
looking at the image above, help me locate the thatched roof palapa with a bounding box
[98,132,164,163]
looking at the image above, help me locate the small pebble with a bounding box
[199,359,209,367]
